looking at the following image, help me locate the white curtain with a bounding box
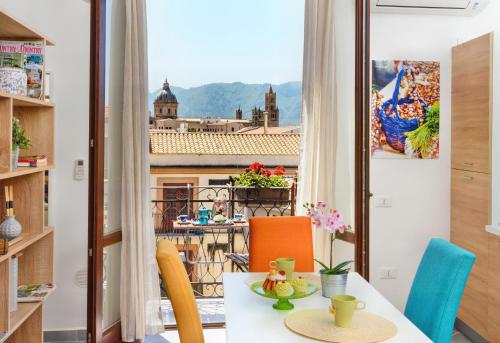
[297,0,337,265]
[120,0,164,341]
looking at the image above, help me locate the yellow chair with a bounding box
[156,239,205,343]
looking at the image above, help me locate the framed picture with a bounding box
[371,60,440,159]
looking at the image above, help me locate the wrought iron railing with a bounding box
[152,184,296,299]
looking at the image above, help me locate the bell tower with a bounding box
[265,85,279,127]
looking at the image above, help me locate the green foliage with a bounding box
[12,117,31,150]
[234,171,288,188]
[317,259,354,275]
[405,102,439,155]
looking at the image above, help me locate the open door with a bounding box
[88,0,124,342]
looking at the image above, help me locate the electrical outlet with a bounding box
[375,196,392,208]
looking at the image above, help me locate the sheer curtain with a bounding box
[297,0,337,265]
[120,0,163,341]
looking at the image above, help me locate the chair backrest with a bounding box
[156,239,205,343]
[249,216,314,272]
[404,238,475,343]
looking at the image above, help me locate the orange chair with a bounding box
[249,216,314,272]
[156,239,205,343]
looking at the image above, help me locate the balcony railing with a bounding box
[152,183,296,299]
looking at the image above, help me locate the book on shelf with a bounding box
[0,40,45,99]
[17,283,56,302]
[17,155,47,168]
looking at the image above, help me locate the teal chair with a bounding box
[405,238,475,343]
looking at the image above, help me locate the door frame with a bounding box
[354,0,371,279]
[88,0,371,341]
[88,0,106,342]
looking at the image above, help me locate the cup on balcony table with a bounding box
[177,214,188,222]
[234,213,245,222]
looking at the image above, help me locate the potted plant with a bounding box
[233,163,290,204]
[12,117,31,170]
[304,202,353,298]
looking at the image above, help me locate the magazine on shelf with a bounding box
[17,283,56,302]
[0,40,45,99]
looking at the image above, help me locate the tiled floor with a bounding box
[452,330,474,343]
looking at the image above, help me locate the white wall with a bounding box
[370,3,500,310]
[0,0,90,330]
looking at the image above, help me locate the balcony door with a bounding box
[88,0,371,342]
[88,0,124,342]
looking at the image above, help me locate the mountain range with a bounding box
[148,81,302,126]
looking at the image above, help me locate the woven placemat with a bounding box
[285,309,398,342]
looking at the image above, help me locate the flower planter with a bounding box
[234,188,290,205]
[320,271,347,298]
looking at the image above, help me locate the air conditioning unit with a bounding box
[371,0,489,16]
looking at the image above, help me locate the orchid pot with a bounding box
[320,270,348,298]
[304,202,353,298]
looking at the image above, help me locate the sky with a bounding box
[146,0,305,92]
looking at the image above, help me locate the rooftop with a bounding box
[150,130,300,156]
[236,126,300,134]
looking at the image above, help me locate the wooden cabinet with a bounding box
[451,32,493,341]
[451,33,492,174]
[451,169,489,338]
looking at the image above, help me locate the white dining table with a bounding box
[223,272,432,343]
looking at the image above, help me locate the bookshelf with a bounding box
[0,9,55,343]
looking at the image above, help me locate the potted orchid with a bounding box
[233,162,290,204]
[304,202,353,298]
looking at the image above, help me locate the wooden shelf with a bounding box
[0,9,55,45]
[0,8,55,342]
[0,93,54,108]
[0,228,53,264]
[0,165,52,180]
[8,303,41,338]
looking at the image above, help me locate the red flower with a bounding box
[273,165,286,176]
[244,167,251,173]
[248,162,265,174]
[261,168,272,177]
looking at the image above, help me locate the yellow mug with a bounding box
[269,258,295,281]
[330,294,366,328]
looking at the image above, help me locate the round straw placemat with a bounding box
[285,309,398,343]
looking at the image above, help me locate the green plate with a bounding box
[249,280,319,310]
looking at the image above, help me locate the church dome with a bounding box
[155,77,178,103]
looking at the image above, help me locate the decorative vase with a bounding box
[0,215,22,240]
[320,271,348,298]
[11,147,19,170]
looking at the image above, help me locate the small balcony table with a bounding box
[223,272,432,342]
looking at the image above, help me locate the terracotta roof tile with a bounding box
[150,130,300,156]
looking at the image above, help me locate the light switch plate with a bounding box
[375,196,392,208]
